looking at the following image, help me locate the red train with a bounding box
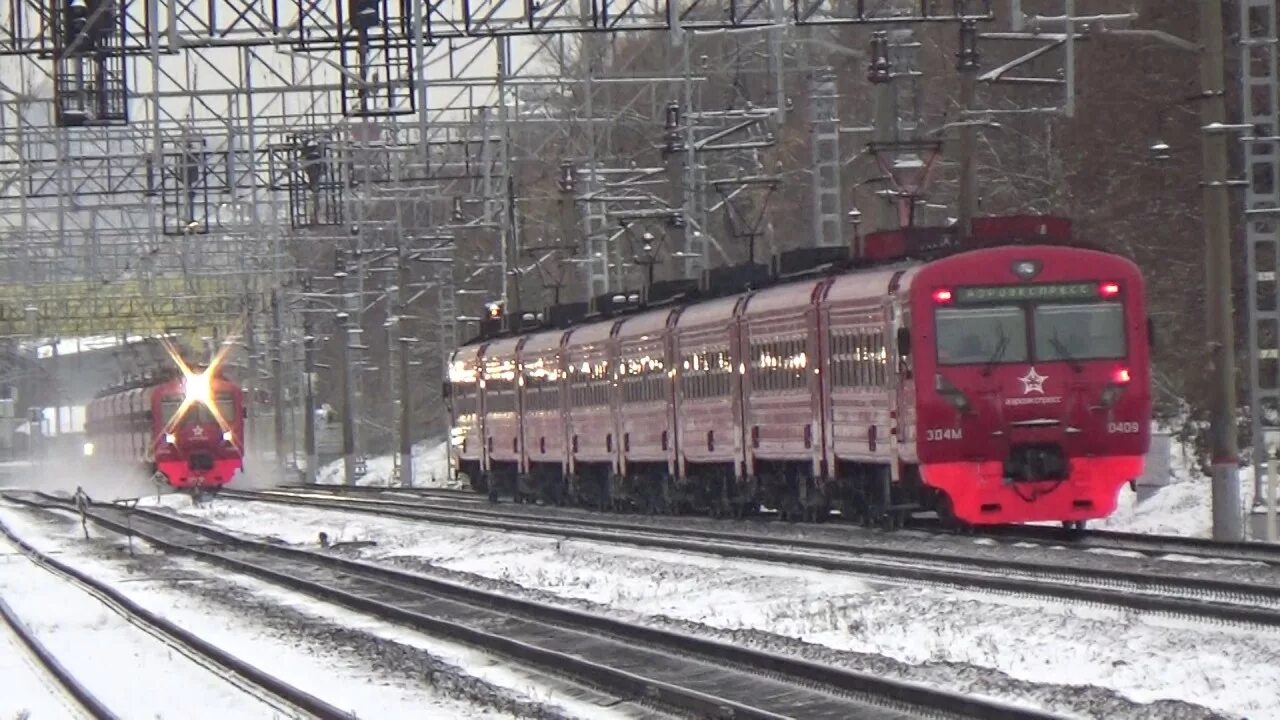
[84,367,246,489]
[445,216,1152,528]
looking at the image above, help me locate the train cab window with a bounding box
[936,306,1029,366]
[1033,303,1126,361]
[159,393,235,425]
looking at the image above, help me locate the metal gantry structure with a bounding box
[1242,0,1280,540]
[0,0,1008,482]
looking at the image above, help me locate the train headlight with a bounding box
[223,430,234,442]
[164,432,177,444]
[82,442,95,456]
[184,372,212,405]
[1012,260,1042,280]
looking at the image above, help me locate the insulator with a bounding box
[956,20,980,72]
[558,160,575,192]
[63,0,89,49]
[63,0,115,51]
[664,102,680,131]
[867,31,891,84]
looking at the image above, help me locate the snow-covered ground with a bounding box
[0,532,298,719]
[315,439,457,488]
[0,505,640,720]
[149,494,1280,720]
[0,621,82,720]
[1097,438,1265,538]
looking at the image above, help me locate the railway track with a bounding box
[6,490,1060,720]
[280,482,1280,565]
[0,516,353,720]
[0,587,117,720]
[214,487,1280,628]
[920,519,1280,565]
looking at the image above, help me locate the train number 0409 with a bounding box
[1107,421,1141,434]
[925,428,963,441]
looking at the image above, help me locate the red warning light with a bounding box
[1113,367,1131,384]
[932,288,954,304]
[1099,281,1121,298]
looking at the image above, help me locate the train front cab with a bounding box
[152,377,246,489]
[907,244,1152,526]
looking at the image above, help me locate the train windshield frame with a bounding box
[935,300,1127,367]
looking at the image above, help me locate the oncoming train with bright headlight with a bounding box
[84,365,246,489]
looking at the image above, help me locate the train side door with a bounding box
[730,297,751,485]
[809,279,837,484]
[665,308,685,480]
[514,338,529,477]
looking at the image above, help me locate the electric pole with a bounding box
[337,310,356,486]
[271,288,286,472]
[397,242,414,486]
[955,20,979,238]
[1200,0,1242,541]
[302,311,317,485]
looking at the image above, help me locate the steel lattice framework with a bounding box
[0,0,1005,471]
[1243,0,1280,509]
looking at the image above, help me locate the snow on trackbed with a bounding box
[158,495,1280,719]
[0,505,623,720]
[0,533,290,719]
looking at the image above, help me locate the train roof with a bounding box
[458,214,1109,348]
[616,307,678,341]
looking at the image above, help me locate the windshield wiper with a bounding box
[982,333,1009,377]
[1049,333,1084,373]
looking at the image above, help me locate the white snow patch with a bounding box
[0,504,638,720]
[1098,444,1260,538]
[160,497,1280,719]
[316,440,458,489]
[1083,548,1148,559]
[0,534,290,719]
[0,617,82,720]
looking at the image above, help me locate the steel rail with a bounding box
[6,491,1061,720]
[0,516,353,720]
[0,593,120,720]
[913,518,1280,565]
[217,488,1280,628]
[281,482,1280,565]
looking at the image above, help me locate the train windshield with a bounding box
[936,306,1028,365]
[160,393,237,425]
[936,302,1125,366]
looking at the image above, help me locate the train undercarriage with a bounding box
[460,457,945,530]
